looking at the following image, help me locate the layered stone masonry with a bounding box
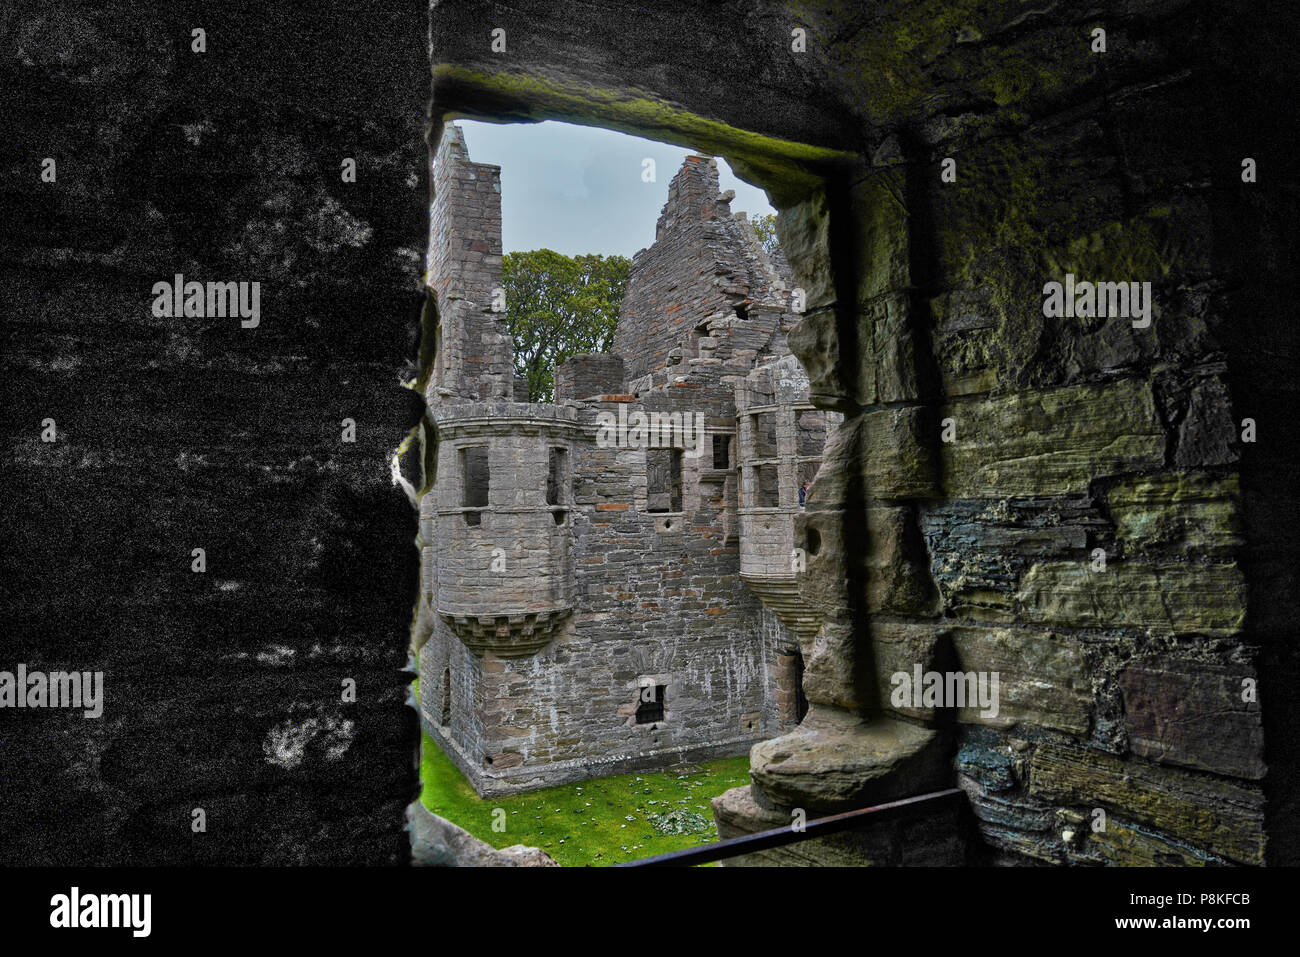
[718,126,1265,866]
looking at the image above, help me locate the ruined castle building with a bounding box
[418,132,826,792]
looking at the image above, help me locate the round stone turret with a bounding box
[428,401,580,656]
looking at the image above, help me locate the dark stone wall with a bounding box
[1,0,427,864]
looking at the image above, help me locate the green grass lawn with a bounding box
[419,731,751,866]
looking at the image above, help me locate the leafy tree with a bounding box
[502,249,632,402]
[750,213,780,256]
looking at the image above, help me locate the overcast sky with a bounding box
[456,119,776,259]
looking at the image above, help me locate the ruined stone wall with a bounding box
[767,2,1294,866]
[553,353,626,402]
[611,156,797,386]
[417,138,822,794]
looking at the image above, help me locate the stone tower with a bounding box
[426,124,514,401]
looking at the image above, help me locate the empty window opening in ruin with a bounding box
[733,300,749,321]
[647,447,683,513]
[776,650,809,724]
[755,464,780,508]
[460,446,489,525]
[440,668,451,726]
[546,447,568,504]
[796,408,826,457]
[753,411,777,459]
[445,120,777,403]
[432,321,444,387]
[636,685,667,725]
[687,322,712,359]
[712,434,732,470]
[798,460,821,496]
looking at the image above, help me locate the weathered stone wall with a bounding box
[2,0,426,864]
[553,353,625,402]
[428,0,1299,865]
[612,157,798,386]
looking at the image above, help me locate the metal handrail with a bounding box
[615,787,965,867]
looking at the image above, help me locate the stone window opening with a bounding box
[418,105,846,828]
[546,446,569,523]
[636,684,667,725]
[755,464,780,508]
[752,411,777,460]
[440,667,451,726]
[794,651,808,723]
[687,321,714,360]
[432,321,444,389]
[796,408,826,457]
[776,650,809,725]
[798,460,821,500]
[646,447,683,513]
[460,445,489,525]
[712,434,731,470]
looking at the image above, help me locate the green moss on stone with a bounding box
[431,65,854,206]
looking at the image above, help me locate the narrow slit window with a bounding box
[795,651,808,723]
[756,464,779,508]
[753,411,777,459]
[546,447,567,506]
[461,446,489,525]
[797,409,826,457]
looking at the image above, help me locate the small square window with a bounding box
[635,685,666,724]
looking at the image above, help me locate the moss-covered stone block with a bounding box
[1016,560,1246,635]
[939,378,1165,497]
[949,626,1092,735]
[1029,743,1265,865]
[1119,661,1264,780]
[1105,471,1242,555]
